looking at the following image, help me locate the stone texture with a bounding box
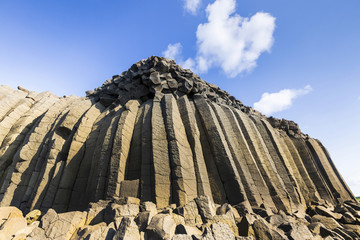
[0,56,357,239]
[113,217,140,240]
[25,209,41,224]
[146,213,176,240]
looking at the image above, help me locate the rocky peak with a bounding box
[86,56,245,110]
[85,56,307,138]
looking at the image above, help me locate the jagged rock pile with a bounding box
[86,57,244,111]
[0,56,359,239]
[0,196,359,239]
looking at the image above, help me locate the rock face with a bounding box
[0,196,359,240]
[0,56,358,239]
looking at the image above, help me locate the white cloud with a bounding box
[253,85,312,116]
[163,43,182,60]
[162,43,195,70]
[184,0,201,15]
[165,0,275,77]
[195,0,275,77]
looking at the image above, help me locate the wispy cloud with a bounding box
[253,85,313,116]
[166,0,276,78]
[162,43,195,69]
[183,0,202,15]
[163,43,182,60]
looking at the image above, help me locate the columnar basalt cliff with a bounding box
[0,56,358,240]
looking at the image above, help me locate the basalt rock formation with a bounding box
[0,56,358,239]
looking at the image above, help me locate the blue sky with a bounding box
[1,0,359,195]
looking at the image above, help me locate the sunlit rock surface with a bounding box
[0,56,358,239]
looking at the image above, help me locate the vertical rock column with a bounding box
[193,95,250,209]
[236,111,293,213]
[316,140,356,202]
[261,120,307,210]
[210,103,263,208]
[177,96,212,200]
[290,137,335,204]
[0,96,74,208]
[222,105,277,212]
[307,138,352,201]
[0,87,27,122]
[281,133,321,205]
[126,103,146,181]
[27,98,93,211]
[52,102,105,212]
[140,101,154,203]
[151,97,172,208]
[250,115,304,213]
[106,100,141,199]
[0,92,59,180]
[0,92,36,146]
[69,106,113,210]
[162,94,197,206]
[88,105,124,202]
[189,99,227,204]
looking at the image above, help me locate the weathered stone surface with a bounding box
[308,222,332,237]
[151,97,172,208]
[172,234,193,240]
[0,56,357,239]
[175,223,202,236]
[73,222,115,240]
[106,202,140,219]
[194,195,216,220]
[177,96,212,200]
[25,209,41,224]
[193,95,250,208]
[41,208,87,240]
[174,200,203,226]
[106,100,140,199]
[211,222,236,240]
[0,215,27,239]
[146,213,176,240]
[286,222,314,240]
[311,214,343,230]
[113,217,140,240]
[234,110,292,213]
[162,94,197,206]
[315,205,343,220]
[252,218,287,240]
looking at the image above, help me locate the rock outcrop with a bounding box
[0,196,359,239]
[0,56,358,239]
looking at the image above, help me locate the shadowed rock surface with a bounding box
[0,56,358,239]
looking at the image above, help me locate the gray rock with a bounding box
[315,205,342,220]
[340,212,357,224]
[174,200,203,226]
[195,195,216,221]
[287,222,314,240]
[211,222,236,240]
[113,217,140,240]
[150,72,161,85]
[172,234,193,240]
[252,218,287,240]
[146,214,176,240]
[311,215,343,230]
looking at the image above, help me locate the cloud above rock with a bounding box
[162,43,195,70]
[195,0,276,77]
[253,85,313,115]
[166,0,276,78]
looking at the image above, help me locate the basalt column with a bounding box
[0,56,355,215]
